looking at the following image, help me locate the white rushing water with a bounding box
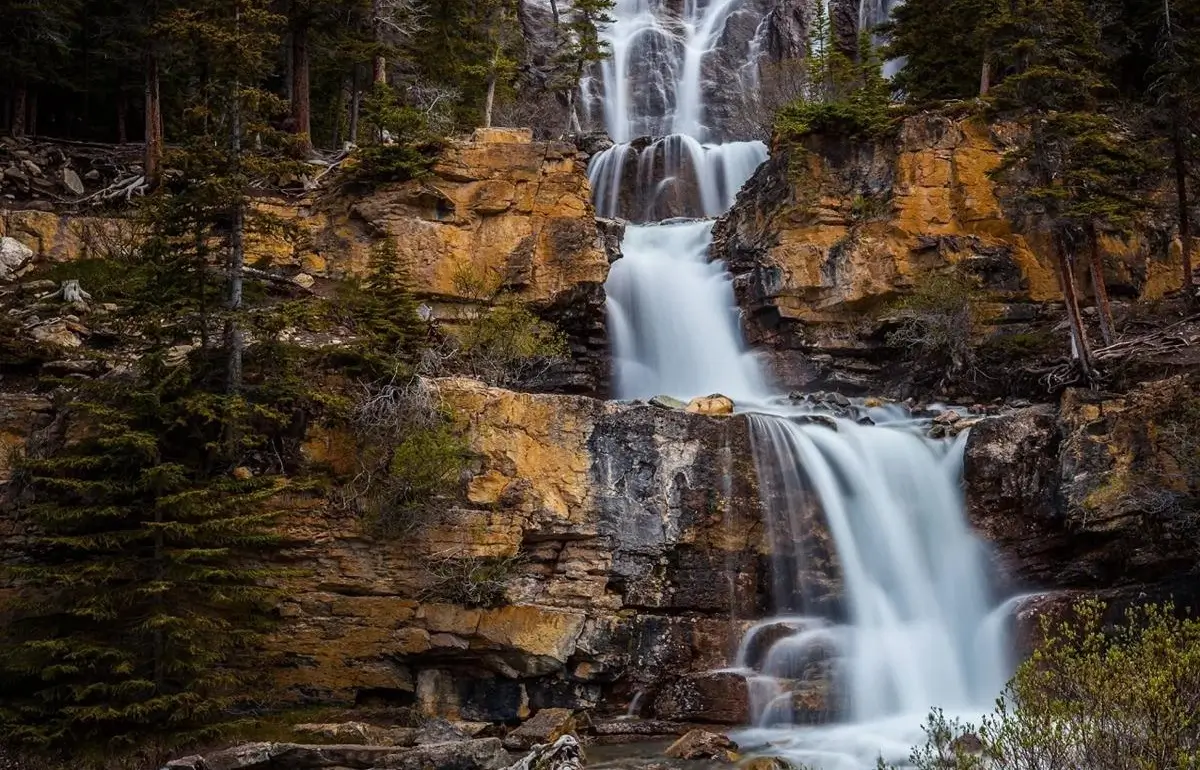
[593,0,1013,766]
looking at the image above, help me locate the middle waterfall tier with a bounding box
[588,136,768,221]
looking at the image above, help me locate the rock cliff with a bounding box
[266,379,766,717]
[712,114,1185,399]
[0,128,614,394]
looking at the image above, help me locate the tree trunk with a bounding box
[226,11,245,395]
[11,84,26,137]
[372,0,387,85]
[979,55,991,96]
[484,69,498,129]
[1174,115,1195,303]
[117,93,129,143]
[349,66,361,144]
[144,50,163,188]
[27,91,37,136]
[291,21,313,153]
[1056,233,1095,380]
[1088,227,1115,346]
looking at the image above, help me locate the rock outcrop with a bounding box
[266,378,766,716]
[1,129,613,395]
[712,114,1185,398]
[965,375,1200,604]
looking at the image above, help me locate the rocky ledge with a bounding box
[712,113,1187,400]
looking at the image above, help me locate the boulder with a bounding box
[0,236,34,281]
[415,717,470,745]
[502,708,576,751]
[686,394,735,416]
[663,729,738,761]
[376,739,511,770]
[652,672,750,724]
[649,395,688,410]
[291,723,417,747]
[62,167,85,195]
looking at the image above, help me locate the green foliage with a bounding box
[335,378,469,539]
[454,296,569,387]
[0,357,290,764]
[886,0,1002,103]
[885,270,983,379]
[774,20,894,143]
[894,601,1200,770]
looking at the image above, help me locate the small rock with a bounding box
[3,166,27,184]
[502,708,576,751]
[232,467,254,480]
[951,733,985,755]
[20,159,42,177]
[84,169,102,181]
[293,272,315,289]
[291,722,417,747]
[649,395,688,410]
[686,394,734,416]
[29,321,83,348]
[664,729,738,761]
[62,167,85,195]
[0,236,34,281]
[933,410,961,425]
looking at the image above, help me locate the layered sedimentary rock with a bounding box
[268,379,767,716]
[712,114,1184,396]
[1,129,612,394]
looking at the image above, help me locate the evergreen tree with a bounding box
[0,350,290,764]
[987,0,1145,371]
[887,0,1002,102]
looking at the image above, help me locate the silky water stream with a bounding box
[588,1,1015,766]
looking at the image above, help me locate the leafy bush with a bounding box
[896,600,1200,770]
[419,265,569,388]
[772,20,895,144]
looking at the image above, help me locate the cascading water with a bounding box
[584,0,768,220]
[593,1,1014,767]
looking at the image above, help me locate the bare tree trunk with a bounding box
[979,55,991,96]
[226,10,245,394]
[1088,227,1115,345]
[1056,233,1095,380]
[117,94,129,143]
[11,84,26,137]
[27,91,36,136]
[1174,116,1195,303]
[292,21,313,153]
[349,66,361,144]
[145,50,163,188]
[549,0,560,25]
[372,0,387,85]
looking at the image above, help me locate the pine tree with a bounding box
[0,355,286,763]
[887,0,1003,102]
[987,0,1145,372]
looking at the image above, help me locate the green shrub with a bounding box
[421,265,570,388]
[896,600,1200,770]
[336,378,469,538]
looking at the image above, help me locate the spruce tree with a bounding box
[0,355,286,763]
[987,0,1145,371]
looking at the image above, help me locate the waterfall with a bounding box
[593,0,1014,766]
